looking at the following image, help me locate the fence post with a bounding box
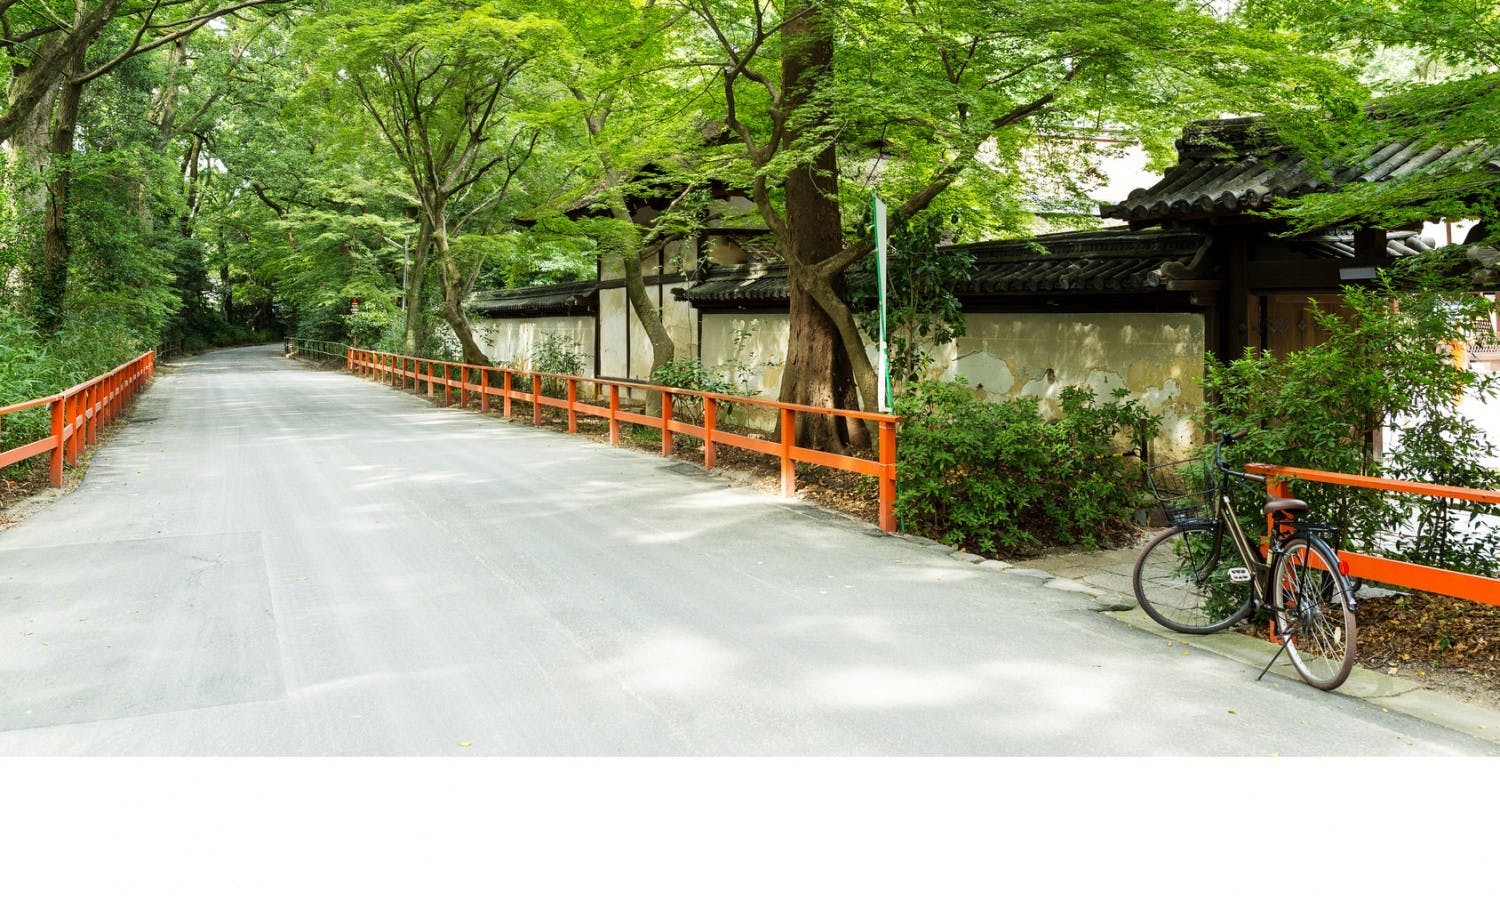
[532,375,542,425]
[609,384,620,445]
[346,348,354,372]
[1264,471,1294,544]
[503,371,513,418]
[442,363,452,406]
[878,419,897,533]
[86,382,98,447]
[426,362,435,398]
[780,408,795,497]
[660,391,675,456]
[704,397,718,468]
[65,392,80,465]
[49,397,64,487]
[480,369,490,413]
[460,365,469,408]
[567,378,578,433]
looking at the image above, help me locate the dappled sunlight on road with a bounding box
[7,347,1490,755]
[769,614,899,644]
[806,666,987,709]
[581,629,743,696]
[670,489,780,512]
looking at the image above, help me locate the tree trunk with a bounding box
[217,225,234,324]
[775,4,867,450]
[403,216,433,355]
[622,253,675,377]
[180,133,202,237]
[34,48,86,332]
[611,204,675,375]
[431,218,490,367]
[622,247,674,414]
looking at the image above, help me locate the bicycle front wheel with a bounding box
[1272,536,1357,691]
[1133,523,1255,634]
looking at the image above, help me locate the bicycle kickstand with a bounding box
[1256,632,1293,682]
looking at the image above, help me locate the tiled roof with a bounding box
[1101,116,1500,224]
[677,229,1211,307]
[468,281,598,317]
[1290,230,1434,261]
[953,229,1207,294]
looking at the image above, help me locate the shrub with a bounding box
[650,357,737,425]
[895,380,1159,556]
[530,332,586,398]
[1201,282,1500,575]
[1,308,145,474]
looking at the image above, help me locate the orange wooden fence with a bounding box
[343,347,902,532]
[1245,462,1500,604]
[0,351,156,486]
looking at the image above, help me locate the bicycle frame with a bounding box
[1210,488,1271,604]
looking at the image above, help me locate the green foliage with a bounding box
[0,308,144,470]
[651,358,732,395]
[530,331,586,397]
[895,380,1160,556]
[651,357,739,426]
[850,211,973,391]
[1201,281,1500,573]
[1236,1,1500,233]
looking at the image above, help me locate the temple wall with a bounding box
[945,312,1204,458]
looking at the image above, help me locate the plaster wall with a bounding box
[469,317,596,375]
[698,313,791,431]
[946,312,1204,457]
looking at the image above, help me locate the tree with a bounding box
[669,0,1357,450]
[1,0,297,329]
[538,0,690,382]
[850,211,973,394]
[299,0,561,366]
[1237,0,1500,233]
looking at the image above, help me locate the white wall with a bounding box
[468,317,596,374]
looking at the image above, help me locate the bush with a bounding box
[1201,282,1500,575]
[650,357,738,425]
[1,308,145,473]
[895,380,1159,556]
[530,332,585,398]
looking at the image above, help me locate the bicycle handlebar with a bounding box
[1214,431,1265,484]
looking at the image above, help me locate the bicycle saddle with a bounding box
[1264,498,1309,516]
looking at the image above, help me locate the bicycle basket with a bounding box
[1146,455,1218,525]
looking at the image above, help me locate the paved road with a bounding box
[0,344,1494,755]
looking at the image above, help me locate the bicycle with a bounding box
[1132,432,1359,691]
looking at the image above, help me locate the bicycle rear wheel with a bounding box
[1132,523,1255,634]
[1272,536,1357,691]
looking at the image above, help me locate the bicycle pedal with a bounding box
[1227,567,1252,584]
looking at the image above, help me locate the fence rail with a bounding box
[286,337,350,365]
[0,351,156,486]
[1245,462,1500,604]
[338,347,902,532]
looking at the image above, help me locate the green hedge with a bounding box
[895,380,1159,556]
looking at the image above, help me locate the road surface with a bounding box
[0,344,1493,755]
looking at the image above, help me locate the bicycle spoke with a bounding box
[1274,537,1356,690]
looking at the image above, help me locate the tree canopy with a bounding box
[1,0,1491,443]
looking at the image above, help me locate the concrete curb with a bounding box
[650,464,1500,747]
[872,527,1500,746]
[1103,606,1500,745]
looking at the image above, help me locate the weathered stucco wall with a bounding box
[469,317,596,375]
[698,313,790,431]
[946,312,1204,456]
[467,302,1205,455]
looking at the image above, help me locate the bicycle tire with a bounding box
[1271,535,1357,690]
[1133,523,1256,634]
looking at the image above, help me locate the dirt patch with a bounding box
[1355,590,1500,709]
